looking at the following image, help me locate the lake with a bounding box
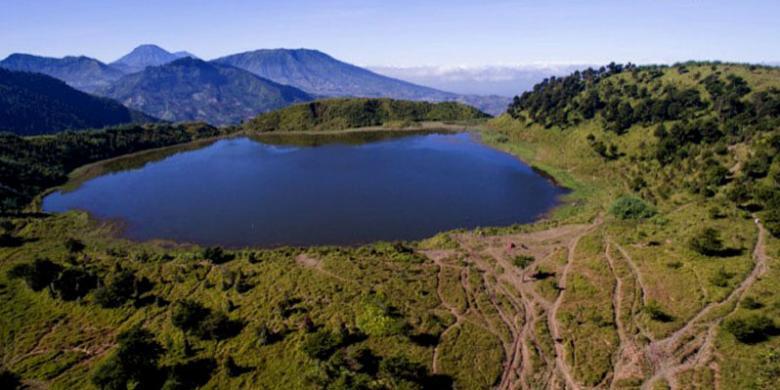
[43,131,566,247]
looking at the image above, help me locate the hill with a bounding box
[213,49,510,115]
[244,98,490,132]
[110,44,195,74]
[0,68,155,135]
[99,57,314,124]
[483,62,780,388]
[0,53,124,93]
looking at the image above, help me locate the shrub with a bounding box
[202,246,234,264]
[171,300,240,340]
[356,300,407,337]
[64,238,85,254]
[302,329,342,360]
[610,196,657,220]
[52,267,97,301]
[94,270,142,308]
[8,258,63,291]
[711,268,735,287]
[644,300,673,322]
[92,326,163,389]
[0,369,21,390]
[689,228,725,256]
[171,300,210,332]
[513,255,535,269]
[741,296,764,310]
[723,314,776,343]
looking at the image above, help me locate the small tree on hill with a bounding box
[689,228,725,256]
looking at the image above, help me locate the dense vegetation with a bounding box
[244,98,489,132]
[0,68,154,135]
[0,122,226,211]
[509,62,780,238]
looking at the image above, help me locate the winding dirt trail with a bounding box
[640,218,769,389]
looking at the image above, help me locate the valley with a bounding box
[0,61,778,389]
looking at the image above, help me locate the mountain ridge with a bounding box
[0,53,124,93]
[0,67,155,135]
[100,57,313,124]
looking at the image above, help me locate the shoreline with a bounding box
[31,121,580,249]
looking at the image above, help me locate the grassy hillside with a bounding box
[0,64,778,389]
[482,62,780,388]
[244,98,490,133]
[0,68,154,136]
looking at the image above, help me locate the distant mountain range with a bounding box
[0,54,124,93]
[214,49,510,114]
[0,45,514,124]
[99,57,312,124]
[369,65,591,97]
[0,68,154,135]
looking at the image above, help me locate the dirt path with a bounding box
[295,253,352,283]
[641,218,769,389]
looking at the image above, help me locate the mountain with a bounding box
[110,44,195,74]
[213,49,510,115]
[99,57,313,124]
[245,98,489,132]
[369,64,590,97]
[0,53,124,93]
[0,68,154,135]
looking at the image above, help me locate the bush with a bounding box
[610,196,657,220]
[689,228,725,256]
[723,314,776,343]
[171,300,240,340]
[710,268,734,287]
[513,255,535,269]
[356,299,407,337]
[171,300,210,332]
[202,246,234,264]
[302,329,342,360]
[92,326,163,389]
[0,369,21,390]
[7,258,63,291]
[64,238,86,254]
[94,270,149,308]
[52,267,97,301]
[644,300,673,322]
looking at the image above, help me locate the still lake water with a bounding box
[43,132,566,247]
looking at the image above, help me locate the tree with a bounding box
[64,238,85,254]
[610,196,657,220]
[51,267,97,301]
[302,329,342,360]
[8,258,62,291]
[723,315,776,343]
[94,270,142,308]
[0,369,21,390]
[171,300,210,332]
[92,326,163,389]
[689,228,725,256]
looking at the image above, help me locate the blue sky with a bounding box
[1,0,778,66]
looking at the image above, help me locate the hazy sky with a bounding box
[1,0,778,66]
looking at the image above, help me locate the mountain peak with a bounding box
[110,44,191,74]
